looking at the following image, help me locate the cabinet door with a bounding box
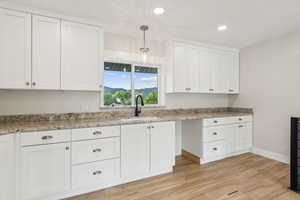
[0,135,15,200]
[32,15,61,90]
[61,21,103,91]
[186,47,200,92]
[223,125,236,156]
[199,48,213,93]
[174,44,188,92]
[236,123,252,152]
[0,9,31,89]
[121,124,150,178]
[150,122,175,172]
[227,53,239,94]
[21,143,70,200]
[212,52,228,93]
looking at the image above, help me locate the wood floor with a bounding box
[67,153,300,200]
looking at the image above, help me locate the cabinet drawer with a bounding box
[235,115,252,123]
[202,126,225,142]
[72,158,120,188]
[203,118,230,127]
[72,126,120,141]
[203,141,224,158]
[72,137,120,164]
[21,130,71,146]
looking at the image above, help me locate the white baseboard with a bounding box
[251,147,289,164]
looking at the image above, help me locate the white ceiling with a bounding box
[3,0,300,48]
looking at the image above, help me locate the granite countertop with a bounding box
[0,108,253,135]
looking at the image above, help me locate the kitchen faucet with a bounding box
[135,95,144,116]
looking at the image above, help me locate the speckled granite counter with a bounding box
[0,107,253,135]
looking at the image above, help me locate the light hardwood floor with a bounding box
[67,153,300,200]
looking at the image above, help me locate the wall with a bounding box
[0,32,229,115]
[229,30,300,162]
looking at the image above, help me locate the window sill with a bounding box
[99,105,166,112]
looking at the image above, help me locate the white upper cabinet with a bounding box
[0,135,15,200]
[167,40,239,94]
[0,9,31,89]
[32,15,61,90]
[173,43,199,93]
[199,48,213,93]
[226,53,239,94]
[61,21,103,91]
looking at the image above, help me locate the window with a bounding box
[134,66,158,105]
[103,62,159,107]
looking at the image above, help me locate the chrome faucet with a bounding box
[135,95,144,116]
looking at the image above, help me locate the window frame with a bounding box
[101,60,162,108]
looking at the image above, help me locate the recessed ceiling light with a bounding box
[153,7,164,15]
[218,25,227,31]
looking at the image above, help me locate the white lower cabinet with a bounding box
[72,137,120,165]
[121,124,151,178]
[14,122,175,199]
[235,123,252,151]
[72,158,120,188]
[202,116,253,163]
[182,115,253,164]
[20,142,71,200]
[0,134,15,200]
[121,121,176,179]
[150,122,175,172]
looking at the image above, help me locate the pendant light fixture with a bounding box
[140,25,150,63]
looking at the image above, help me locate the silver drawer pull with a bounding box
[93,170,102,175]
[209,89,214,91]
[93,131,102,135]
[213,132,218,135]
[238,125,244,128]
[213,147,218,151]
[92,148,102,153]
[41,135,53,140]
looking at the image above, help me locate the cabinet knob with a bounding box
[238,125,244,128]
[41,135,53,140]
[93,131,102,135]
[209,89,214,92]
[26,82,30,86]
[93,170,102,175]
[92,148,102,153]
[65,146,70,150]
[213,147,218,151]
[213,120,218,124]
[99,84,103,88]
[213,132,218,135]
[229,89,234,92]
[32,82,36,86]
[238,118,242,121]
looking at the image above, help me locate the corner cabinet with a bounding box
[61,21,103,91]
[167,40,239,94]
[0,135,15,200]
[121,121,175,179]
